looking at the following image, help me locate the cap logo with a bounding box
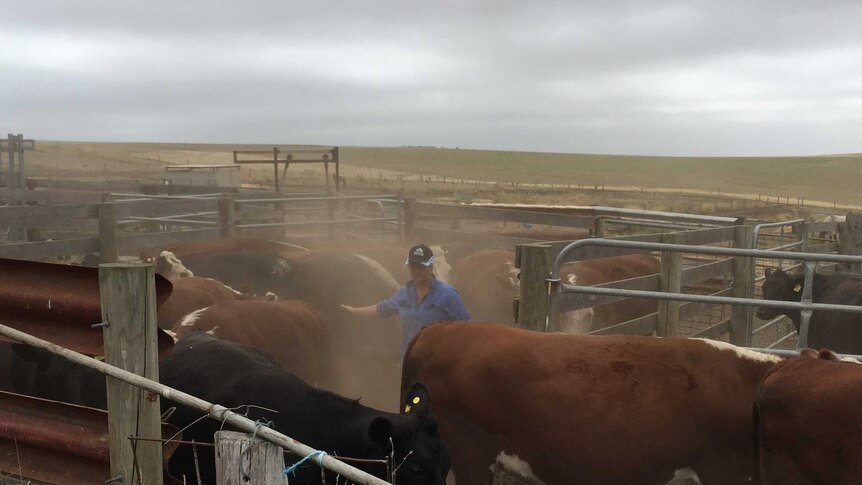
[414,248,424,256]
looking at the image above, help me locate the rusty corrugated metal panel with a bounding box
[0,258,174,357]
[0,391,182,484]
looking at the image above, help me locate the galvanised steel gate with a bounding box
[548,238,862,359]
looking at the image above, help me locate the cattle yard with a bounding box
[2,142,862,484]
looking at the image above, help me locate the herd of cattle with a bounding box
[2,236,862,484]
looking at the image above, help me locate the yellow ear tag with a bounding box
[404,405,412,414]
[793,284,802,293]
[94,355,105,362]
[412,397,421,405]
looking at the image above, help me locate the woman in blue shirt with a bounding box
[341,244,471,357]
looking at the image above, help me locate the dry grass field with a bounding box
[18,141,861,213]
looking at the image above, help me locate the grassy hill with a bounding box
[20,141,862,207]
[341,147,862,205]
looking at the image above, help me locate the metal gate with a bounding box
[548,238,862,359]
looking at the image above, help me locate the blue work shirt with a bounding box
[376,278,471,357]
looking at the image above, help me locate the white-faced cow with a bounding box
[816,214,845,241]
[153,248,408,410]
[80,251,193,281]
[449,250,660,332]
[758,268,862,354]
[449,249,519,324]
[754,348,862,484]
[556,253,660,333]
[402,322,781,484]
[328,241,452,283]
[162,333,450,485]
[158,249,293,297]
[157,276,276,331]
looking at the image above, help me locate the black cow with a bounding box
[161,333,449,485]
[4,342,107,409]
[757,268,862,354]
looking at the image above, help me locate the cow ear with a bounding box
[368,416,394,444]
[764,268,773,278]
[402,382,432,416]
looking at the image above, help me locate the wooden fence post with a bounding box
[326,197,336,241]
[333,146,341,193]
[516,244,552,332]
[731,218,754,346]
[593,217,605,238]
[215,431,289,485]
[218,195,236,239]
[403,198,416,240]
[396,195,404,241]
[16,134,25,191]
[273,147,280,193]
[98,262,163,485]
[6,134,15,190]
[98,202,119,263]
[657,233,682,337]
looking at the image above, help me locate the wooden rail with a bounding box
[0,191,404,261]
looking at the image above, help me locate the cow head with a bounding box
[494,262,521,296]
[358,382,449,485]
[428,246,451,283]
[149,251,194,280]
[757,268,804,320]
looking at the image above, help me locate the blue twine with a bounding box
[281,450,328,476]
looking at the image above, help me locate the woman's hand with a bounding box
[341,304,377,317]
[341,304,358,314]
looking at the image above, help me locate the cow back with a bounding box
[403,322,779,485]
[174,299,327,386]
[755,354,862,484]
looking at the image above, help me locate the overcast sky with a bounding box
[3,1,862,156]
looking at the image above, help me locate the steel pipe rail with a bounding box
[236,217,396,229]
[113,193,223,201]
[554,285,862,316]
[551,239,862,277]
[589,206,738,225]
[752,219,805,238]
[119,217,218,226]
[551,238,862,350]
[234,194,399,204]
[597,217,714,231]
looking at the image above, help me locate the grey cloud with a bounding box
[2,0,862,155]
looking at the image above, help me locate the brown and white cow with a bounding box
[157,276,275,331]
[80,251,194,281]
[282,249,405,410]
[449,249,519,324]
[326,240,452,283]
[449,250,659,332]
[151,250,195,280]
[558,253,660,333]
[402,322,780,484]
[754,348,862,485]
[173,299,327,386]
[151,247,405,409]
[140,237,308,261]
